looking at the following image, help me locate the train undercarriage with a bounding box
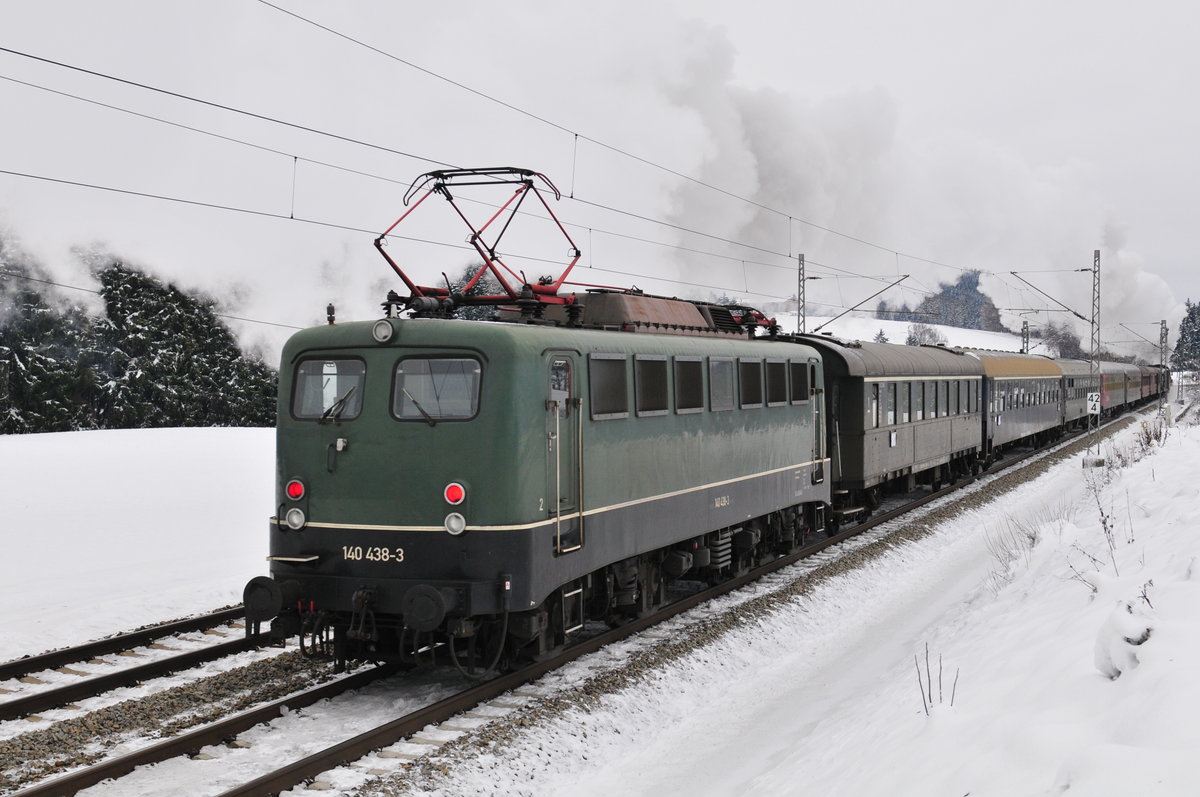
[280,501,828,675]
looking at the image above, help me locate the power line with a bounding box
[0,166,815,304]
[0,60,908,293]
[250,5,992,275]
[0,45,455,168]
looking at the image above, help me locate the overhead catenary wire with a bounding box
[0,34,1075,330]
[0,64,916,298]
[0,167,802,305]
[250,1,989,277]
[0,29,984,283]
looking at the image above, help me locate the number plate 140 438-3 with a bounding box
[342,545,405,563]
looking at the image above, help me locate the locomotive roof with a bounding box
[281,316,825,362]
[795,335,985,378]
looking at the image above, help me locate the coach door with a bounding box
[547,355,583,553]
[810,358,826,482]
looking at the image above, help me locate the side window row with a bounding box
[991,378,1061,412]
[590,353,814,421]
[1065,376,1099,400]
[867,378,980,429]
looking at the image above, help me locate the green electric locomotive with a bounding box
[244,296,830,669]
[244,168,831,670]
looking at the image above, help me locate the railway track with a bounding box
[6,406,1164,797]
[0,608,263,722]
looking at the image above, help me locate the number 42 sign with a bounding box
[1087,392,1101,415]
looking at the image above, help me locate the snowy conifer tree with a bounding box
[1171,300,1200,371]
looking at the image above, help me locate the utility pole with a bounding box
[1161,319,1169,408]
[1088,249,1100,454]
[797,254,806,334]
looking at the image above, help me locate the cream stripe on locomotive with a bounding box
[288,457,830,534]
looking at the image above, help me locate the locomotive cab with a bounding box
[246,317,550,667]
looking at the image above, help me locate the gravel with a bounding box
[0,650,332,790]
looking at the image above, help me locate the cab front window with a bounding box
[292,358,365,420]
[393,358,482,421]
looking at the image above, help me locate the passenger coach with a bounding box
[799,336,984,525]
[959,349,1064,461]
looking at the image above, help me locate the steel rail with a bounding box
[8,664,400,797]
[0,636,262,721]
[0,606,245,682]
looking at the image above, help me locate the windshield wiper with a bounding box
[402,387,436,427]
[319,386,357,423]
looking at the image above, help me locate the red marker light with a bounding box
[285,480,305,500]
[444,482,466,505]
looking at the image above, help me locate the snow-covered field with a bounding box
[3,400,1197,796]
[0,427,272,661]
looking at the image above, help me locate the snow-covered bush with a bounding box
[1093,600,1153,679]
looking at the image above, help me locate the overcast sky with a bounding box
[2,0,1194,360]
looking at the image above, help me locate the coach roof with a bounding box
[798,335,986,378]
[957,349,1063,378]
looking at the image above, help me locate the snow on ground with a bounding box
[0,427,273,661]
[4,399,1198,797]
[408,409,1199,797]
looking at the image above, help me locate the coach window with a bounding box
[900,381,911,422]
[710,357,735,412]
[739,359,764,409]
[884,382,896,425]
[674,357,704,414]
[293,358,366,420]
[393,357,482,421]
[960,380,969,414]
[868,383,880,428]
[790,361,810,404]
[589,354,629,420]
[635,355,669,417]
[970,380,978,413]
[766,360,788,407]
[914,381,924,421]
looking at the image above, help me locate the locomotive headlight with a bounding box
[284,507,307,530]
[444,512,467,535]
[371,319,395,343]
